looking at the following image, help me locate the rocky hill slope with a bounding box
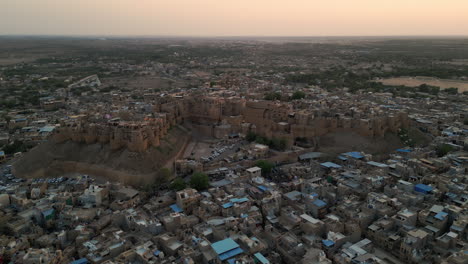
[13,125,191,186]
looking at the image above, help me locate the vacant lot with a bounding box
[378,76,468,93]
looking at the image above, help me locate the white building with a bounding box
[246,166,262,178]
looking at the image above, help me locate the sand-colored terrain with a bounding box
[378,76,468,93]
[12,125,191,187]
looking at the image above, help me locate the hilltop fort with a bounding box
[51,95,409,153]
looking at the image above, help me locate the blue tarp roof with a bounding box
[211,179,233,187]
[342,152,364,159]
[211,238,240,254]
[39,126,55,133]
[169,204,183,213]
[230,197,249,203]
[446,192,457,199]
[227,259,237,264]
[414,184,433,193]
[257,185,268,192]
[212,238,244,261]
[367,161,389,168]
[381,104,399,109]
[435,212,448,221]
[338,155,348,161]
[153,250,161,256]
[70,258,88,264]
[320,162,342,169]
[396,148,412,153]
[42,208,54,217]
[0,151,4,156]
[313,199,327,207]
[219,247,244,261]
[222,202,234,209]
[341,172,356,178]
[344,181,360,189]
[299,152,323,160]
[322,240,335,247]
[284,191,302,200]
[40,96,55,100]
[254,252,270,264]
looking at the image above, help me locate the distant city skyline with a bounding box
[1,0,468,36]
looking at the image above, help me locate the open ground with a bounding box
[378,76,468,92]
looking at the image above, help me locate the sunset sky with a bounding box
[1,0,468,36]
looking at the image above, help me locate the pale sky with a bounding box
[1,0,468,36]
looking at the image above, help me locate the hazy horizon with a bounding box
[1,34,468,38]
[2,0,468,36]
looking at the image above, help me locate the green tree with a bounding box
[436,144,453,157]
[246,131,257,142]
[255,136,270,146]
[398,128,415,147]
[131,94,143,100]
[3,140,27,155]
[270,138,287,151]
[418,84,429,93]
[444,87,458,95]
[0,100,16,109]
[291,91,306,100]
[248,133,287,151]
[170,178,187,191]
[255,160,274,176]
[156,168,172,184]
[189,172,209,191]
[0,215,13,236]
[417,84,439,95]
[100,86,117,93]
[2,115,11,123]
[264,92,281,101]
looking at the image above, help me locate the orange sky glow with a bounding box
[1,0,468,36]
